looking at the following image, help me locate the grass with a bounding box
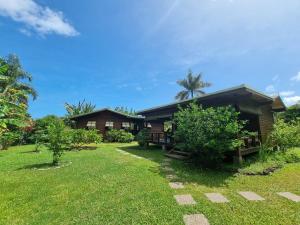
[0,144,299,225]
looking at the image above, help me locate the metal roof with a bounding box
[137,84,274,114]
[70,108,145,120]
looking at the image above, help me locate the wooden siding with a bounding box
[258,105,274,143]
[73,110,142,137]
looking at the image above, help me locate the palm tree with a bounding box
[175,70,211,100]
[0,54,37,104]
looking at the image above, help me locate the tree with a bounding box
[175,70,211,100]
[65,99,96,116]
[0,57,32,140]
[114,106,136,116]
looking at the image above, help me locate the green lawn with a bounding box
[0,143,299,225]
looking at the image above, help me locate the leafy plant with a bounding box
[46,119,69,165]
[136,128,150,148]
[0,132,19,150]
[267,119,300,151]
[68,129,102,149]
[114,106,136,116]
[173,103,246,167]
[106,129,134,143]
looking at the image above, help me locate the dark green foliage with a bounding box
[136,128,150,147]
[67,129,102,149]
[0,132,19,150]
[175,69,211,100]
[65,99,96,116]
[173,103,246,167]
[267,119,300,151]
[106,129,134,143]
[278,104,300,123]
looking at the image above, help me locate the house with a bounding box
[70,108,144,137]
[137,84,285,160]
[71,85,285,160]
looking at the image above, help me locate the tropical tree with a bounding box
[65,99,96,116]
[114,106,136,116]
[175,70,211,100]
[0,57,32,138]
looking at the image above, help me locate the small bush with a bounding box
[106,129,134,143]
[267,119,300,151]
[0,132,19,150]
[68,129,102,149]
[46,119,69,165]
[136,128,150,147]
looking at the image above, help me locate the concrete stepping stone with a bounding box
[238,192,265,201]
[183,214,210,225]
[164,158,172,162]
[161,162,170,166]
[174,194,196,205]
[277,192,300,202]
[166,174,178,180]
[205,193,229,203]
[132,155,142,159]
[169,182,184,189]
[163,167,174,172]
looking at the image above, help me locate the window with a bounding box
[105,121,114,128]
[122,122,130,128]
[87,121,96,129]
[147,123,152,128]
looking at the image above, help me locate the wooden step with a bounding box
[164,153,189,160]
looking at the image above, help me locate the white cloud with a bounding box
[0,0,79,36]
[283,96,300,106]
[265,85,275,93]
[290,72,300,82]
[279,91,295,97]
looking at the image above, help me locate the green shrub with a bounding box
[68,129,102,149]
[173,103,246,168]
[267,119,300,151]
[46,119,69,165]
[0,132,19,150]
[106,129,134,143]
[136,128,150,147]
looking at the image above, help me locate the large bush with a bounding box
[68,129,102,149]
[136,128,150,147]
[173,103,246,167]
[267,119,300,151]
[106,129,134,143]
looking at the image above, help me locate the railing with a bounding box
[149,132,173,145]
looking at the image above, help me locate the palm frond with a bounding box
[175,90,189,100]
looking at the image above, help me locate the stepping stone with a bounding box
[163,167,174,172]
[166,174,178,179]
[205,193,229,203]
[169,182,184,189]
[277,192,300,202]
[164,158,172,162]
[132,155,142,159]
[161,162,170,166]
[183,214,210,225]
[238,192,265,201]
[174,194,196,205]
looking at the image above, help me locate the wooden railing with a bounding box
[149,132,173,145]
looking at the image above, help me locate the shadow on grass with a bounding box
[19,162,55,170]
[20,150,41,154]
[119,144,236,187]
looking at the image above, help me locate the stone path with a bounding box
[183,214,210,225]
[238,192,265,201]
[277,192,300,202]
[174,194,197,205]
[169,182,184,189]
[163,166,174,172]
[205,193,229,203]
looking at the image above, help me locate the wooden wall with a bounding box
[258,104,274,143]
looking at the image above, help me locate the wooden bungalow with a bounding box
[70,108,144,137]
[137,84,286,161]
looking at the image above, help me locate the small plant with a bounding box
[136,128,150,148]
[46,119,69,165]
[0,132,19,150]
[106,129,134,143]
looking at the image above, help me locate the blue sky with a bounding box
[0,0,300,118]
